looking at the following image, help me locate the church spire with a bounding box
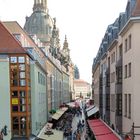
[63,35,68,49]
[33,0,48,12]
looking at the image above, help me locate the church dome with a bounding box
[24,11,53,42]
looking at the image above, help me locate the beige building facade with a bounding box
[74,79,91,99]
[92,0,140,139]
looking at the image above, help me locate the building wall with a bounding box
[100,56,107,120]
[62,70,70,103]
[74,79,91,99]
[122,22,140,138]
[93,64,100,108]
[109,45,117,129]
[30,62,47,135]
[0,58,11,140]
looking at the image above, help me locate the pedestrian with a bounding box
[0,131,3,140]
[84,133,88,140]
[76,130,81,140]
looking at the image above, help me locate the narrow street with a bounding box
[64,101,90,140]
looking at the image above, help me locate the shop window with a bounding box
[12,116,19,136]
[20,117,26,136]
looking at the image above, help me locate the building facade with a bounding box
[74,79,91,99]
[92,0,140,139]
[0,0,74,139]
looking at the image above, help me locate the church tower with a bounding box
[33,0,48,12]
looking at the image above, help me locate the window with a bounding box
[12,117,19,135]
[125,65,127,78]
[116,94,122,116]
[119,44,122,57]
[12,91,18,97]
[108,57,110,68]
[106,74,110,87]
[20,72,25,78]
[19,64,25,71]
[111,52,115,63]
[106,94,110,110]
[20,105,26,112]
[18,57,25,63]
[128,94,131,118]
[11,65,18,86]
[128,63,131,77]
[20,91,26,97]
[116,67,122,84]
[20,80,26,86]
[125,94,127,117]
[38,72,40,83]
[11,57,17,63]
[111,72,115,83]
[12,105,18,112]
[128,34,131,50]
[111,94,115,112]
[125,39,128,52]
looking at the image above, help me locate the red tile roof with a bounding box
[88,119,120,140]
[0,22,26,54]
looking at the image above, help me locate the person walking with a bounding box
[76,130,81,140]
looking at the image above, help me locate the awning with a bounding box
[37,126,63,140]
[66,102,75,107]
[86,105,95,112]
[51,107,68,120]
[87,119,120,140]
[87,106,99,117]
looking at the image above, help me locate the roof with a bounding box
[37,125,63,140]
[3,21,45,59]
[0,22,26,54]
[132,0,140,16]
[74,79,91,86]
[88,119,120,140]
[24,11,53,42]
[3,21,36,47]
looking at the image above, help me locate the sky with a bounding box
[0,0,128,83]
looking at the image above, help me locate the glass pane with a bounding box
[11,57,17,63]
[12,106,18,112]
[12,117,19,123]
[20,129,26,136]
[20,105,26,112]
[12,91,18,97]
[19,64,25,71]
[13,124,19,129]
[12,80,18,86]
[20,91,25,97]
[20,80,26,86]
[20,72,25,78]
[11,65,18,79]
[20,98,26,104]
[18,57,25,63]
